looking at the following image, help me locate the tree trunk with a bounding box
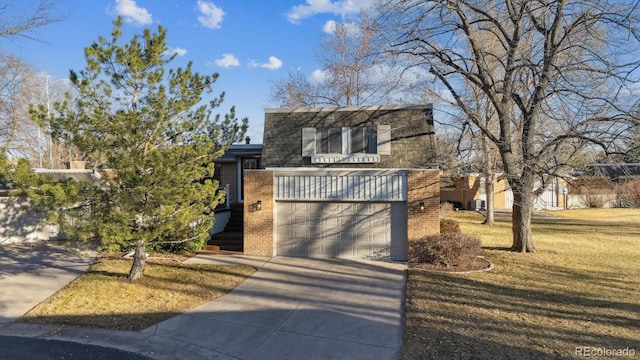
[128,240,147,281]
[481,134,495,225]
[510,190,536,252]
[483,173,495,225]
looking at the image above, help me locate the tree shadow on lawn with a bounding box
[405,269,640,359]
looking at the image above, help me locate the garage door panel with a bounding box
[294,202,310,212]
[323,232,340,243]
[353,231,370,244]
[308,245,325,257]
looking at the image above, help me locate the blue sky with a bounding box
[1,0,378,143]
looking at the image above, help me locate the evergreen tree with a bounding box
[30,18,247,281]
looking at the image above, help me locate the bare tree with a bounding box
[0,52,40,158]
[271,11,419,107]
[0,0,65,40]
[378,0,640,252]
[0,51,74,166]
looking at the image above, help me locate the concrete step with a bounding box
[199,245,243,255]
[208,232,243,252]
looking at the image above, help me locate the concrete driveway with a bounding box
[143,256,407,360]
[0,242,94,323]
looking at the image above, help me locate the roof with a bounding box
[216,144,263,163]
[582,163,640,180]
[264,104,432,113]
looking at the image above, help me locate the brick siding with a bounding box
[218,163,238,204]
[243,170,274,256]
[407,170,440,241]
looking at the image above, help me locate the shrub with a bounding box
[583,194,607,208]
[408,233,482,267]
[439,201,454,218]
[440,218,461,234]
[618,180,640,208]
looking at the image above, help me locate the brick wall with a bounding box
[407,170,440,241]
[262,105,436,168]
[218,163,238,204]
[243,170,274,256]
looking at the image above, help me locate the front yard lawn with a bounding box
[403,209,640,359]
[19,257,255,331]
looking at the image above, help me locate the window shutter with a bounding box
[377,125,391,155]
[302,127,316,157]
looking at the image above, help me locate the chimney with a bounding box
[67,160,86,170]
[245,136,251,144]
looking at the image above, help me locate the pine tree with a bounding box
[30,18,247,281]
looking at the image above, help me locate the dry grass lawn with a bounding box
[19,257,255,331]
[403,208,640,360]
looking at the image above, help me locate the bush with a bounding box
[440,201,454,218]
[583,194,607,208]
[618,180,640,208]
[440,218,461,234]
[408,233,482,267]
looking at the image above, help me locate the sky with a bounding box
[1,0,379,143]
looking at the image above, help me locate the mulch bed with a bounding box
[410,256,492,273]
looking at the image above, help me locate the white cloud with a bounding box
[114,0,152,25]
[309,69,327,84]
[167,47,187,57]
[323,20,337,34]
[214,54,240,68]
[286,0,376,24]
[322,20,360,35]
[249,57,283,70]
[197,0,225,29]
[260,56,283,70]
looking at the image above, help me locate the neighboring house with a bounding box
[440,174,568,211]
[234,105,440,261]
[566,163,640,208]
[0,161,98,245]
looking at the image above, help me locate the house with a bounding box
[231,105,440,261]
[566,163,640,208]
[440,174,568,211]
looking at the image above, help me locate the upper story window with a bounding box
[351,127,377,154]
[302,125,390,164]
[316,128,343,154]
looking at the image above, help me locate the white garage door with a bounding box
[276,201,407,260]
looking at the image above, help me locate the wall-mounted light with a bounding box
[256,200,262,211]
[419,201,425,212]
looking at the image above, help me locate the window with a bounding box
[351,127,377,154]
[316,128,342,154]
[243,158,259,169]
[302,125,390,163]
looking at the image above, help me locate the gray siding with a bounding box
[262,105,436,168]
